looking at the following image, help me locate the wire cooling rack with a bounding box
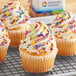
[0,47,76,76]
[1,16,76,76]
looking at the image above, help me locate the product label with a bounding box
[32,0,65,13]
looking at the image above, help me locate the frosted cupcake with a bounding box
[0,1,30,47]
[19,20,58,73]
[0,22,10,63]
[50,11,76,56]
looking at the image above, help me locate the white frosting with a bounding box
[0,1,30,29]
[50,11,76,39]
[20,20,57,54]
[0,22,9,46]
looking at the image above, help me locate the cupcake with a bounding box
[0,1,30,47]
[19,20,58,73]
[0,22,10,63]
[50,11,76,56]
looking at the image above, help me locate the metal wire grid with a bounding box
[0,47,76,76]
[0,16,76,76]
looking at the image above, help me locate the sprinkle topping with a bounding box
[0,1,30,29]
[0,22,8,46]
[20,20,56,55]
[50,11,76,38]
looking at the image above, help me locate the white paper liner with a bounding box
[56,38,76,56]
[8,29,26,46]
[0,39,10,63]
[20,49,57,73]
[8,30,25,40]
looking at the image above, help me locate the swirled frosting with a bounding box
[20,20,57,54]
[50,11,76,39]
[0,1,30,29]
[0,22,8,46]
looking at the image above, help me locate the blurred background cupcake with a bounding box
[0,1,30,47]
[0,22,10,63]
[19,20,58,73]
[0,0,31,12]
[50,11,76,56]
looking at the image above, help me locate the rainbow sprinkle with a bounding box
[21,20,54,54]
[51,11,76,36]
[0,22,8,46]
[0,1,30,28]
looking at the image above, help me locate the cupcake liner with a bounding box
[7,20,31,47]
[8,30,25,47]
[0,39,10,63]
[19,48,57,73]
[56,38,76,56]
